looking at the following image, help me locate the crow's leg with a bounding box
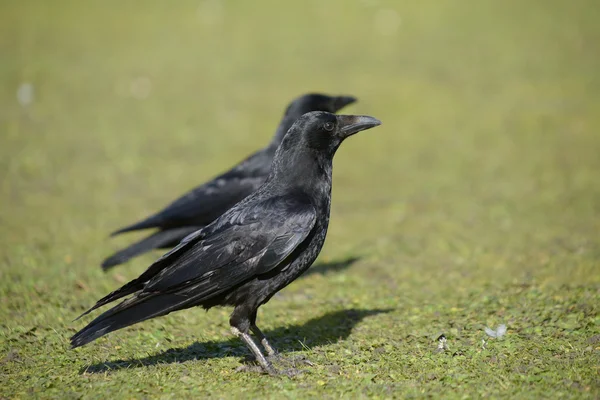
[250,310,277,357]
[251,325,277,357]
[231,308,277,375]
[231,327,277,375]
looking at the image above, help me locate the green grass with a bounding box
[1,0,599,398]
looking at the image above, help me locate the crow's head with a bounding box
[276,111,381,161]
[271,111,381,187]
[298,111,381,151]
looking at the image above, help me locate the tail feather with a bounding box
[71,292,196,348]
[72,253,263,348]
[70,271,237,348]
[102,227,201,269]
[74,279,146,321]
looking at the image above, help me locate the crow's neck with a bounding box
[270,149,333,206]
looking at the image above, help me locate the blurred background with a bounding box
[1,0,599,396]
[1,0,598,282]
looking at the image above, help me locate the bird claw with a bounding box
[235,363,279,376]
[235,365,304,378]
[295,355,314,367]
[236,355,311,377]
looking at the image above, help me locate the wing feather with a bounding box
[78,194,316,319]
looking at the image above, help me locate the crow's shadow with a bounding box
[81,308,391,374]
[302,256,360,278]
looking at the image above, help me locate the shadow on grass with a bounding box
[81,308,391,374]
[302,256,360,278]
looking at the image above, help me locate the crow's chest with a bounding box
[267,217,329,291]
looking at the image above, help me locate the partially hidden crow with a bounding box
[101,94,357,269]
[72,111,381,375]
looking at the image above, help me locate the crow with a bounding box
[72,111,381,375]
[101,94,357,270]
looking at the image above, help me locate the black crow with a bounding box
[101,94,357,269]
[72,111,381,375]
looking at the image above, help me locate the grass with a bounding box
[1,0,599,398]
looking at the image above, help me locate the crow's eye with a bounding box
[323,122,335,132]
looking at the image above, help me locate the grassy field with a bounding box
[1,0,599,398]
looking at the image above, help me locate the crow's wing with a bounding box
[145,193,316,292]
[79,194,316,317]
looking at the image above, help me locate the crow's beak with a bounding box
[337,115,382,138]
[332,96,358,112]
